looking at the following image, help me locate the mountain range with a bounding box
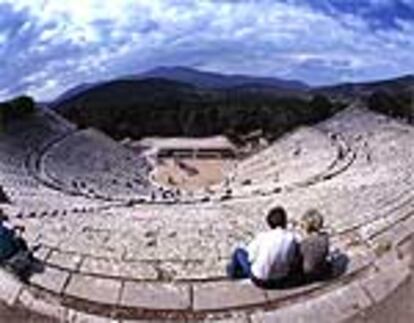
[52,66,309,106]
[135,66,309,90]
[52,66,413,107]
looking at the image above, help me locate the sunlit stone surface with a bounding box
[1,106,414,321]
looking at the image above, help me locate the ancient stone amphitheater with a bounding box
[0,104,413,322]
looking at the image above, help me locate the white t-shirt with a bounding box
[247,228,297,280]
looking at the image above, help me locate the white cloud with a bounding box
[0,32,7,43]
[0,0,414,101]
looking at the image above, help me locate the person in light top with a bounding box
[227,206,301,288]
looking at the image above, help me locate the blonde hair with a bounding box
[301,209,324,233]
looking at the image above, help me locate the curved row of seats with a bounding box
[0,109,123,218]
[205,127,356,202]
[39,129,153,201]
[0,205,411,322]
[0,108,163,218]
[232,127,337,182]
[1,106,414,321]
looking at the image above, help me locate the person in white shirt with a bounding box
[227,206,301,288]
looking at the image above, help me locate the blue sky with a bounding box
[0,0,413,101]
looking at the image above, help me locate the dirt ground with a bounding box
[152,158,235,190]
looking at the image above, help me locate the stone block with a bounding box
[370,216,414,249]
[32,245,52,262]
[358,217,389,241]
[197,312,251,322]
[65,274,122,305]
[120,281,190,310]
[265,282,320,304]
[159,259,228,281]
[345,247,376,275]
[66,309,119,323]
[359,259,411,304]
[18,288,67,321]
[120,319,178,323]
[372,248,410,270]
[30,266,70,294]
[251,281,371,323]
[396,216,414,245]
[80,257,158,280]
[0,269,24,306]
[47,250,83,271]
[396,236,413,267]
[193,280,266,311]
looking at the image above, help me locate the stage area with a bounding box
[152,158,235,190]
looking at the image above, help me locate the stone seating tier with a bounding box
[39,129,153,201]
[0,232,411,322]
[1,106,414,321]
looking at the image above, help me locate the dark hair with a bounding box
[267,206,287,229]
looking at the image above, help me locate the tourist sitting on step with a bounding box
[0,208,42,281]
[0,209,27,262]
[0,185,10,203]
[227,206,302,288]
[298,209,331,281]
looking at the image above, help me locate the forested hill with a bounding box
[316,75,414,121]
[316,75,414,101]
[55,77,342,141]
